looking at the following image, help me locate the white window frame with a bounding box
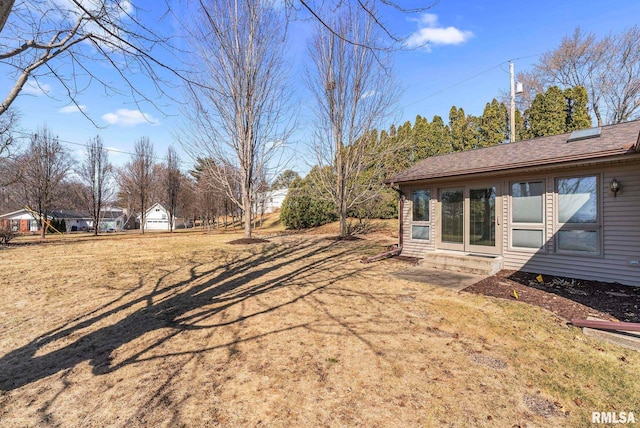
[509,180,546,252]
[554,174,601,256]
[411,189,431,241]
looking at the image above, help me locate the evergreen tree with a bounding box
[565,86,592,131]
[280,172,337,229]
[428,115,452,156]
[525,86,567,138]
[479,99,508,147]
[514,110,527,142]
[524,85,592,138]
[449,106,479,151]
[394,121,414,170]
[411,114,430,162]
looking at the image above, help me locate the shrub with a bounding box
[280,178,337,229]
[0,224,14,244]
[47,218,66,233]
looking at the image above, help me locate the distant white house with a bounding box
[139,203,172,231]
[138,203,191,231]
[257,189,288,214]
[0,209,39,232]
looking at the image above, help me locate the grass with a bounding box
[0,220,638,427]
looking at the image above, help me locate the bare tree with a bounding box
[603,26,640,124]
[181,0,293,239]
[285,0,433,50]
[0,108,17,162]
[523,26,640,126]
[18,126,72,238]
[163,146,180,232]
[306,3,400,237]
[120,137,154,234]
[77,135,112,235]
[0,0,186,120]
[0,109,19,198]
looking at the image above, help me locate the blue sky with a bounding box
[4,0,640,175]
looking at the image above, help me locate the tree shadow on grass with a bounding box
[0,238,368,391]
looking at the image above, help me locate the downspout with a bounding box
[391,183,403,251]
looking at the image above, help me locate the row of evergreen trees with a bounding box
[379,85,591,177]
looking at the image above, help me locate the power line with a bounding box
[13,130,192,166]
[401,53,543,110]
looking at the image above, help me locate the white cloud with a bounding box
[361,90,377,99]
[59,104,86,114]
[406,14,473,51]
[101,109,159,127]
[23,81,51,96]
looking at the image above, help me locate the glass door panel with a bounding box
[469,187,496,247]
[441,188,464,245]
[438,184,501,255]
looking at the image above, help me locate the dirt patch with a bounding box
[394,255,421,265]
[523,393,567,418]
[227,237,270,245]
[464,270,640,323]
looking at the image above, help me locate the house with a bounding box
[95,207,127,232]
[388,120,640,287]
[0,208,91,233]
[0,209,39,232]
[49,209,92,232]
[138,203,191,231]
[0,207,126,233]
[139,203,172,231]
[256,188,288,214]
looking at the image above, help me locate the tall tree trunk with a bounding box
[337,152,348,238]
[242,182,252,239]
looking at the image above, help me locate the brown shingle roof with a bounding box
[388,120,640,184]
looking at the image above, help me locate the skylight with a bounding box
[567,127,601,142]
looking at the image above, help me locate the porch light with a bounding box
[610,178,621,197]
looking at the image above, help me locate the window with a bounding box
[412,190,430,222]
[510,181,545,249]
[411,190,430,240]
[556,175,599,253]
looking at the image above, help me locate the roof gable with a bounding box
[0,209,35,220]
[389,120,640,184]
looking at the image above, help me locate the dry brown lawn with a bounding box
[0,227,638,427]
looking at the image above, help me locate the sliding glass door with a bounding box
[440,188,465,251]
[439,184,501,254]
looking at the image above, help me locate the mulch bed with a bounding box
[323,235,363,241]
[463,270,640,323]
[227,238,270,245]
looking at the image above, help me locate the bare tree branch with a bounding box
[306,1,400,237]
[180,0,293,239]
[0,0,193,120]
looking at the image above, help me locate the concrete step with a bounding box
[419,252,503,276]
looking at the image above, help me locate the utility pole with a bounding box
[510,61,515,143]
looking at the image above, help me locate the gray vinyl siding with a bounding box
[400,187,435,258]
[502,163,640,287]
[399,159,640,287]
